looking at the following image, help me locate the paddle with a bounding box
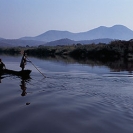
[27,57,46,78]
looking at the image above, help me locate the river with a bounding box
[0,55,133,133]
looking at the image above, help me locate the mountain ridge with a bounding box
[1,25,133,47]
[20,25,133,42]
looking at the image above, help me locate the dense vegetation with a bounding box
[1,39,133,62]
[0,47,20,55]
[26,39,133,61]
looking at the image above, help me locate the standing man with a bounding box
[0,59,6,70]
[20,51,27,71]
[0,59,6,83]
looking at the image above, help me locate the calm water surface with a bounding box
[0,55,133,133]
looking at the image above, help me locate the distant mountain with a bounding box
[20,30,74,42]
[0,39,45,47]
[0,41,12,47]
[83,25,133,40]
[43,38,113,46]
[20,25,133,42]
[44,38,76,46]
[0,38,113,47]
[1,25,133,47]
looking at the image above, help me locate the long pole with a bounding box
[27,58,46,78]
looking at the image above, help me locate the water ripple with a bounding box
[1,66,133,133]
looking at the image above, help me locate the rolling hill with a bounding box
[20,25,133,42]
[0,39,45,47]
[43,38,113,46]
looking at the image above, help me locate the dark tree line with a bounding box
[0,47,20,55]
[1,39,133,61]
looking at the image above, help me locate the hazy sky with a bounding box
[0,0,133,39]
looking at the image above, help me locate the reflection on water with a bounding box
[20,77,32,97]
[20,79,27,96]
[40,55,133,73]
[0,75,9,83]
[0,55,133,133]
[0,76,3,83]
[0,73,31,97]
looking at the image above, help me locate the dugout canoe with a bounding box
[0,69,31,77]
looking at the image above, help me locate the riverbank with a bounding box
[26,39,133,61]
[0,39,133,61]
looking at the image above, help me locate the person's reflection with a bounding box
[0,72,2,83]
[20,79,27,96]
[0,76,4,83]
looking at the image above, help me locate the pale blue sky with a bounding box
[0,0,133,39]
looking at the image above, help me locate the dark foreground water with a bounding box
[0,55,133,133]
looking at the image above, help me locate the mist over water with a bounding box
[0,55,133,133]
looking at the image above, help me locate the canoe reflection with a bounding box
[0,74,31,97]
[0,76,4,83]
[0,75,7,83]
